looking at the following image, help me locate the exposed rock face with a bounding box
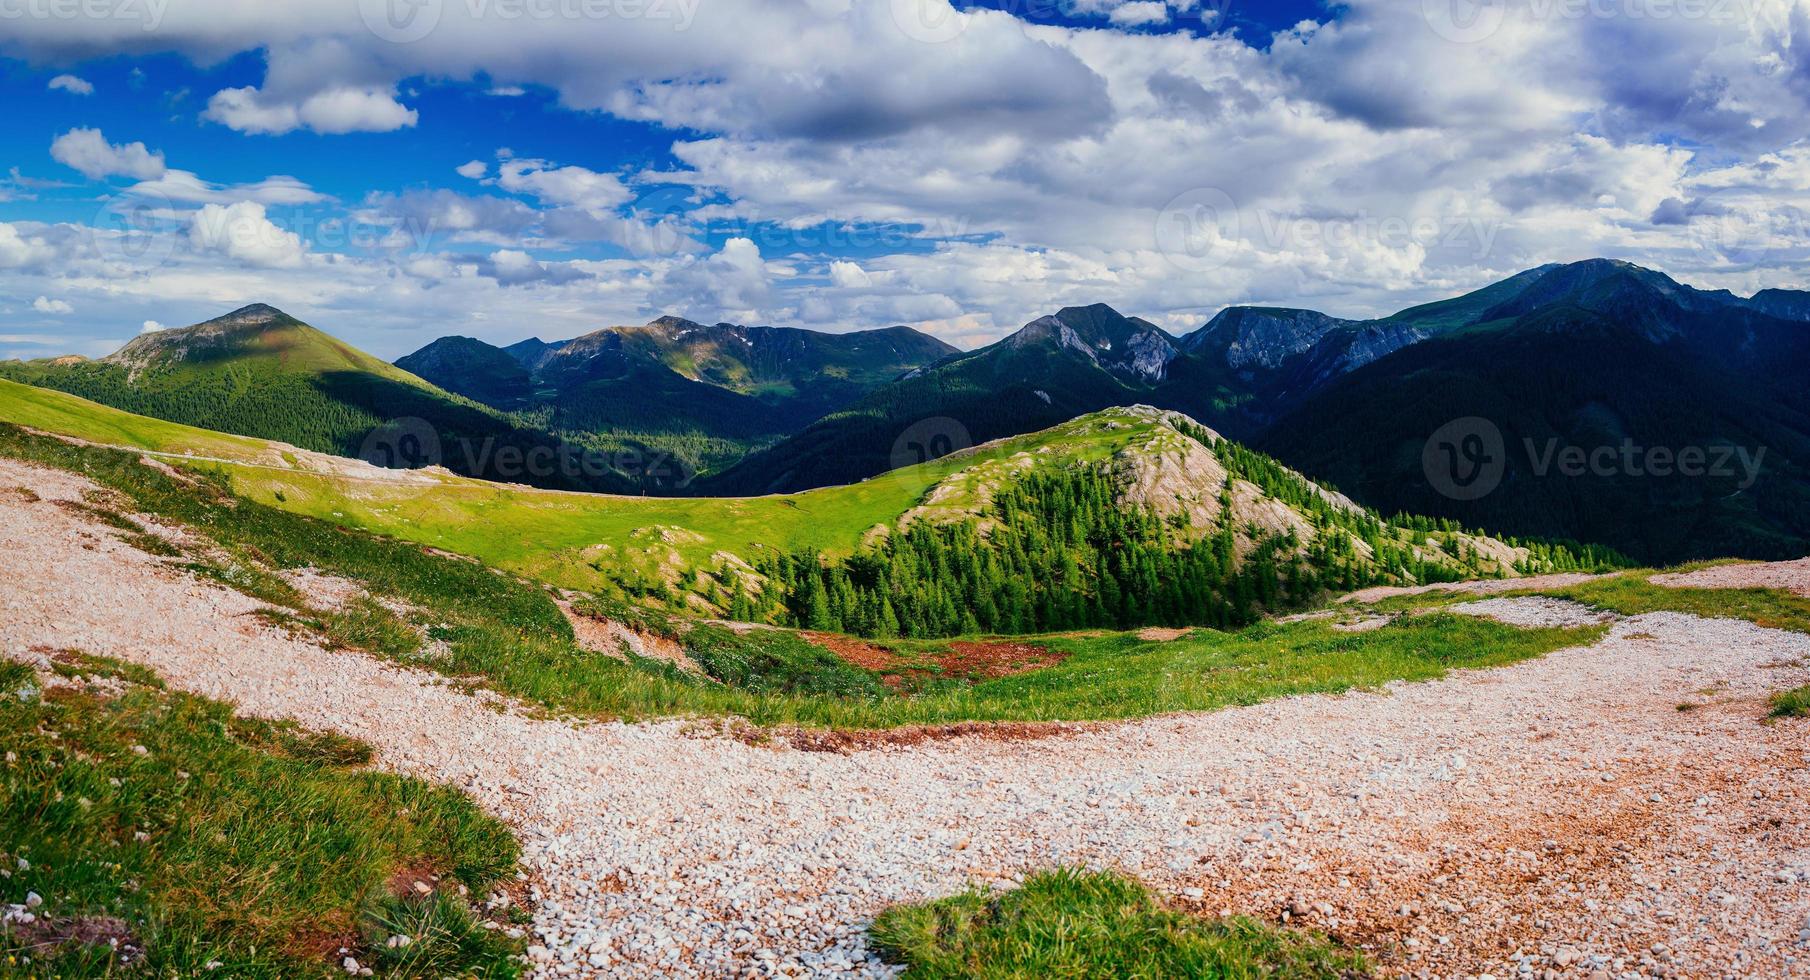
[103,303,292,374]
[897,406,1383,570]
[1003,305,1179,383]
[1336,322,1428,373]
[1114,423,1229,532]
[1120,330,1179,382]
[1185,307,1359,370]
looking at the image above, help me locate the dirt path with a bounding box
[1341,572,1613,605]
[1653,559,1810,597]
[5,457,1810,979]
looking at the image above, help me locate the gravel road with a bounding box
[5,457,1809,979]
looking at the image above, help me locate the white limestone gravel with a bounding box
[1451,596,1621,629]
[1653,559,1810,597]
[5,456,1810,979]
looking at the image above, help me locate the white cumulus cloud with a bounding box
[47,74,93,95]
[1108,2,1171,27]
[205,85,417,135]
[188,201,307,268]
[32,296,73,314]
[50,128,166,181]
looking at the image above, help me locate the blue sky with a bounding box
[1,0,1806,360]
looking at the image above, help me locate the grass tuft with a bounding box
[0,654,520,976]
[1770,685,1810,719]
[870,867,1368,979]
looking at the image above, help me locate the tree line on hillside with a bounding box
[715,439,1621,639]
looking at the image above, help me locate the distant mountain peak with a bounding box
[644,314,709,333]
[1183,306,1358,370]
[104,302,306,372]
[999,303,1179,383]
[219,302,287,321]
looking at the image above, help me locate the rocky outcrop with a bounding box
[1183,307,1359,370]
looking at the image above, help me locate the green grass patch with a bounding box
[0,422,1604,729]
[1770,685,1810,719]
[1529,571,1810,636]
[0,656,520,977]
[870,867,1367,979]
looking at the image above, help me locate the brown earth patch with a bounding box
[1137,626,1193,642]
[385,862,446,899]
[942,640,1068,678]
[802,631,897,672]
[802,633,1069,685]
[4,915,142,964]
[730,719,1097,754]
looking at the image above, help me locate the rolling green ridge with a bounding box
[0,305,629,495]
[9,258,1807,566]
[0,416,1609,729]
[708,261,1810,564]
[0,378,1616,636]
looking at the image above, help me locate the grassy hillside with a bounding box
[0,656,521,976]
[0,379,1616,639]
[0,415,1617,730]
[0,306,628,494]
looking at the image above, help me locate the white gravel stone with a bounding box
[6,458,1810,978]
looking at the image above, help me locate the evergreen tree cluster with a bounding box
[755,465,1303,638]
[744,430,1622,639]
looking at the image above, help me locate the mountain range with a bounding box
[397,315,955,480]
[3,258,1806,563]
[0,304,636,493]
